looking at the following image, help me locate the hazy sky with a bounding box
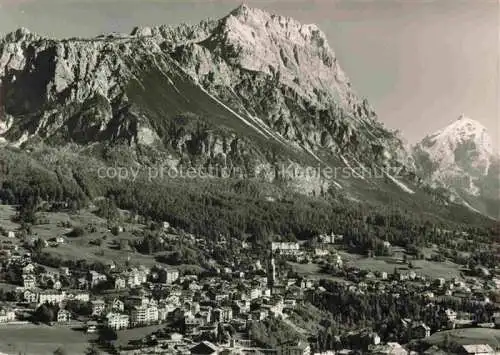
[0,0,498,149]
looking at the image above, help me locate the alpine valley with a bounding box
[0,4,497,235]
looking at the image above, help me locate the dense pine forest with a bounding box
[0,147,497,252]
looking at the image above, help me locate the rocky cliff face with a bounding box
[169,5,413,167]
[0,5,416,196]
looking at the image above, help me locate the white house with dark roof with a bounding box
[459,344,494,355]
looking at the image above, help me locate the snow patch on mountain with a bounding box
[340,155,365,180]
[385,171,415,194]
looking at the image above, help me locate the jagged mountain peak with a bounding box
[224,4,329,50]
[413,115,498,209]
[422,115,493,157]
[446,114,487,132]
[182,3,349,110]
[228,3,287,21]
[229,3,257,16]
[2,27,40,43]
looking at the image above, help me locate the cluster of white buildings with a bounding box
[23,289,90,305]
[103,294,179,330]
[113,266,179,290]
[271,242,301,255]
[114,267,148,289]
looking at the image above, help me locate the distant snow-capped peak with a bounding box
[413,115,497,197]
[423,114,493,157]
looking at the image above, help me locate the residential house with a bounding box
[23,290,37,303]
[271,242,300,255]
[423,291,435,299]
[411,323,431,338]
[22,274,36,289]
[114,277,126,290]
[300,279,314,289]
[492,312,500,328]
[319,233,336,244]
[251,309,268,321]
[459,344,495,355]
[130,303,158,325]
[184,314,204,333]
[233,300,250,315]
[399,273,409,281]
[212,307,233,323]
[0,309,16,323]
[38,290,65,305]
[279,340,311,355]
[77,277,89,289]
[369,333,381,345]
[57,309,71,323]
[128,295,149,307]
[66,290,90,302]
[371,342,408,355]
[88,271,107,288]
[111,298,125,312]
[158,307,169,322]
[85,321,98,333]
[213,293,229,302]
[475,267,490,278]
[125,268,142,288]
[76,291,90,302]
[423,345,448,355]
[132,267,149,286]
[364,272,376,280]
[249,288,262,300]
[199,324,218,339]
[158,267,180,284]
[105,312,129,330]
[146,304,159,324]
[314,249,329,257]
[197,308,212,325]
[105,260,115,271]
[331,254,343,268]
[91,299,106,316]
[22,263,35,275]
[284,299,296,309]
[445,309,457,323]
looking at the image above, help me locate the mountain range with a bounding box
[0,4,497,220]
